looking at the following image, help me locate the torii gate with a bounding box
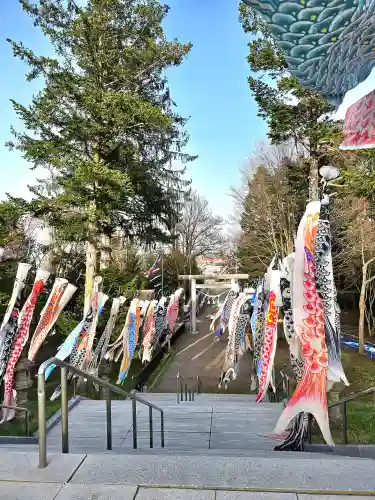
[178,274,249,333]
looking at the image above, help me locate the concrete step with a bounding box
[66,452,375,492]
[0,451,373,499]
[2,450,373,493]
[41,396,283,456]
[0,443,361,459]
[5,480,371,500]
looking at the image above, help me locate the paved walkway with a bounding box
[0,450,373,499]
[0,482,371,500]
[155,307,254,393]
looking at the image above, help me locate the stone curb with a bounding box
[305,443,375,459]
[0,435,38,445]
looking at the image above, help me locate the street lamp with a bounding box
[319,165,340,181]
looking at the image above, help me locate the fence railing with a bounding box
[37,357,165,468]
[176,373,203,403]
[307,385,375,445]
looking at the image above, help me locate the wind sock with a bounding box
[0,263,31,384]
[273,201,333,446]
[280,255,304,381]
[118,298,139,383]
[340,89,375,150]
[214,287,239,339]
[146,255,161,277]
[88,296,125,377]
[1,269,49,422]
[166,288,183,335]
[69,277,106,373]
[253,279,266,377]
[50,277,106,400]
[0,263,31,332]
[142,300,156,363]
[28,277,77,362]
[45,292,108,381]
[250,285,259,346]
[256,269,280,403]
[314,195,348,386]
[219,294,252,388]
[135,301,141,345]
[243,0,375,107]
[210,300,224,330]
[137,300,149,346]
[154,296,167,343]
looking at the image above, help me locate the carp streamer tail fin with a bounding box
[273,367,333,446]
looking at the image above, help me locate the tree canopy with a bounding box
[8,0,194,247]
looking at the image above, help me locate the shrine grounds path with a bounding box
[152,306,254,394]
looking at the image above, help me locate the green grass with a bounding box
[147,350,175,391]
[0,378,75,437]
[311,346,375,445]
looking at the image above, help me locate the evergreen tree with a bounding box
[7,0,194,252]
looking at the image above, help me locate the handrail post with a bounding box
[185,383,187,401]
[132,399,137,449]
[343,401,348,444]
[38,372,47,468]
[188,389,191,401]
[36,357,166,463]
[106,390,112,450]
[149,406,153,448]
[176,373,180,404]
[61,366,69,454]
[161,410,165,448]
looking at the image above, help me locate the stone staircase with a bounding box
[1,393,375,498]
[54,393,283,455]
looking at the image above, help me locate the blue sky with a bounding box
[0,0,268,219]
[1,1,375,220]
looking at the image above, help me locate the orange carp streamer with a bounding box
[273,202,333,446]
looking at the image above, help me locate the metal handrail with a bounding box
[197,376,203,394]
[328,386,375,408]
[176,373,202,403]
[38,357,165,469]
[268,370,290,403]
[307,385,375,445]
[0,404,29,436]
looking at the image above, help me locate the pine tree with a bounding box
[7,0,194,308]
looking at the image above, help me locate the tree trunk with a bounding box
[84,150,100,315]
[84,240,97,316]
[359,267,367,354]
[309,157,319,202]
[100,234,111,270]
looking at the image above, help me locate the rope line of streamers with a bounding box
[197,290,228,305]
